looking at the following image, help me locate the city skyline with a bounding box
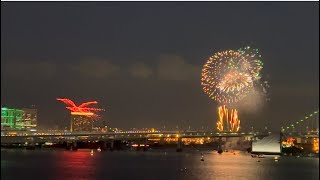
[1,2,319,131]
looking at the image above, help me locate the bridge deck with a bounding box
[1,131,256,143]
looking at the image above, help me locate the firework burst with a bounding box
[201,46,264,104]
[202,46,268,132]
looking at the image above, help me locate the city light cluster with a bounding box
[313,138,319,153]
[161,137,209,145]
[281,137,295,148]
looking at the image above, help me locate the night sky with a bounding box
[1,2,319,131]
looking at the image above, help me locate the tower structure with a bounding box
[57,98,104,132]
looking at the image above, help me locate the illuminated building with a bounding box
[70,112,93,132]
[1,107,24,130]
[21,108,37,129]
[1,107,38,130]
[57,98,104,132]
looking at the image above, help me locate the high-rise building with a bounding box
[70,112,93,132]
[1,107,37,130]
[1,107,24,130]
[56,98,104,132]
[22,108,37,129]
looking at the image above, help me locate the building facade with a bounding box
[1,107,24,130]
[70,112,93,132]
[1,107,37,130]
[22,108,37,129]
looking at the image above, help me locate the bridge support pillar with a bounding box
[102,141,107,151]
[217,137,223,154]
[176,137,182,152]
[110,140,114,151]
[143,138,148,151]
[26,140,36,150]
[66,141,78,151]
[159,137,165,145]
[71,141,78,151]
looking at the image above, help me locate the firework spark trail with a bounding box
[217,106,224,131]
[217,105,240,132]
[230,109,240,132]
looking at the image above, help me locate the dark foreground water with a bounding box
[1,149,319,180]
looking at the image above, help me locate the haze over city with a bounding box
[1,2,319,131]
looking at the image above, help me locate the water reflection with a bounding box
[1,149,319,180]
[53,150,96,180]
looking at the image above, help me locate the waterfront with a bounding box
[1,149,319,180]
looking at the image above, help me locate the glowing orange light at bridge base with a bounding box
[313,138,319,153]
[217,105,240,132]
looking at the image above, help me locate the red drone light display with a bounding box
[56,98,104,117]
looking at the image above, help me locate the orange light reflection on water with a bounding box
[54,151,97,179]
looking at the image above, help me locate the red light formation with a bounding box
[56,98,104,117]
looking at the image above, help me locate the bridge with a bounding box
[280,109,319,154]
[0,130,262,152]
[0,131,256,143]
[281,109,319,138]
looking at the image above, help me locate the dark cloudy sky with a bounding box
[1,2,319,131]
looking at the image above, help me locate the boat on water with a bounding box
[200,155,204,161]
[251,154,265,158]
